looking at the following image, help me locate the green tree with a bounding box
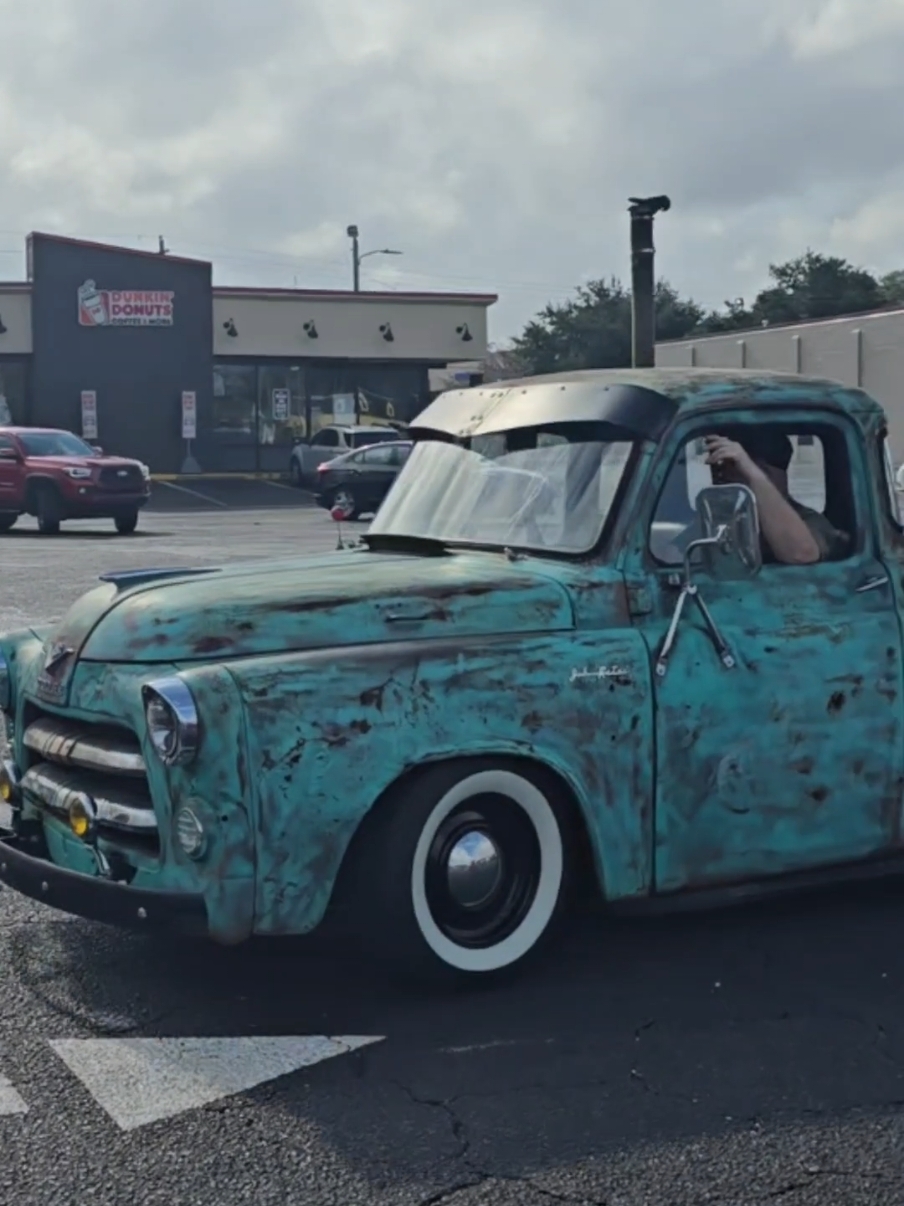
[752,251,881,325]
[696,297,754,333]
[880,269,904,307]
[512,277,703,375]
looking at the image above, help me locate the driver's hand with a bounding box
[703,435,755,481]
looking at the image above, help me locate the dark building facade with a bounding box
[0,233,495,474]
[28,233,213,474]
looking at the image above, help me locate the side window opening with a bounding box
[649,423,855,567]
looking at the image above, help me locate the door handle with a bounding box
[856,574,889,593]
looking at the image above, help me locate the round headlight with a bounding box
[141,678,199,766]
[0,650,10,713]
[174,806,207,859]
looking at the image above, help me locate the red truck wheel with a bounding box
[32,484,62,535]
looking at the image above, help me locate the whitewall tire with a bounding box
[336,759,572,983]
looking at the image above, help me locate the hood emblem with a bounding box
[36,642,75,703]
[43,642,74,675]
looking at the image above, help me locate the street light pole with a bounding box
[628,194,671,368]
[346,224,402,291]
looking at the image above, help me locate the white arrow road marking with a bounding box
[0,1074,27,1115]
[49,1035,384,1131]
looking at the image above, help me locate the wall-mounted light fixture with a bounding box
[379,322,394,343]
[0,314,7,336]
[303,320,319,339]
[456,322,472,342]
[223,318,238,338]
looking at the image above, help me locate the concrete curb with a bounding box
[151,472,288,482]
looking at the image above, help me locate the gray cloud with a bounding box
[1,0,903,339]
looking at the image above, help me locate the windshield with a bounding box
[19,431,96,458]
[369,432,635,554]
[350,429,398,448]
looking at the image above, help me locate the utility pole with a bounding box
[628,195,670,367]
[346,224,402,292]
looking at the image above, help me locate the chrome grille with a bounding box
[24,717,145,776]
[21,715,157,841]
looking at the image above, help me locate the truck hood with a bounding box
[48,549,576,666]
[28,455,143,469]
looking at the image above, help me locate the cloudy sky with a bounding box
[1,0,903,343]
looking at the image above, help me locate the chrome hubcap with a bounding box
[446,830,503,909]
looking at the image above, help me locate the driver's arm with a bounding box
[743,466,821,563]
[706,437,821,565]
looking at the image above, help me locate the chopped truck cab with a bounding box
[2,367,904,983]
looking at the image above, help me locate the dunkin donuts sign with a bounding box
[77,279,174,327]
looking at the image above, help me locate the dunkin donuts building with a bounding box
[0,232,494,474]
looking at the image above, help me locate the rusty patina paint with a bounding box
[618,391,904,891]
[231,574,653,934]
[1,367,903,944]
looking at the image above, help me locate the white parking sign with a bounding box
[181,391,197,440]
[272,389,290,421]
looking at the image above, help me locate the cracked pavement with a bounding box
[1,509,904,1204]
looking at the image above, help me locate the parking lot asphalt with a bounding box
[1,509,904,1204]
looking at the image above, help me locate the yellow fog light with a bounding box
[68,796,95,839]
[0,760,18,803]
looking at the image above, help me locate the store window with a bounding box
[258,365,304,446]
[212,365,256,441]
[0,361,27,425]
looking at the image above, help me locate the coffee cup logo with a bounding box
[78,280,109,326]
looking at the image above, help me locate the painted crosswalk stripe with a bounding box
[0,1074,27,1115]
[50,1035,384,1130]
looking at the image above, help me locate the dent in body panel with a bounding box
[231,629,654,936]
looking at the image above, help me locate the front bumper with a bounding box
[58,490,150,517]
[0,834,208,934]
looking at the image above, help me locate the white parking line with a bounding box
[49,1035,384,1130]
[0,1074,28,1115]
[155,481,229,508]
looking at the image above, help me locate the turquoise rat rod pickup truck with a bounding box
[1,367,903,983]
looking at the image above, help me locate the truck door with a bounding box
[628,409,904,892]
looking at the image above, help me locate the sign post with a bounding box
[180,391,200,474]
[80,391,98,441]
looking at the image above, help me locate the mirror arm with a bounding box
[681,525,727,585]
[690,589,735,670]
[655,584,692,677]
[656,525,735,678]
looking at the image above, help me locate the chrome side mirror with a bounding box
[694,484,761,579]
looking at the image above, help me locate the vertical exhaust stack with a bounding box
[628,195,671,368]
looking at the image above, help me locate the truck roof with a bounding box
[412,367,883,444]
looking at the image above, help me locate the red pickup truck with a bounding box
[0,427,151,535]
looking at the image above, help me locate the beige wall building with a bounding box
[0,232,496,472]
[656,308,904,462]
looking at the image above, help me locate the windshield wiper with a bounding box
[361,532,451,556]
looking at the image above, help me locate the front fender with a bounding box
[228,629,654,936]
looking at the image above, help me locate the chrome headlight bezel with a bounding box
[141,677,199,767]
[0,650,10,713]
